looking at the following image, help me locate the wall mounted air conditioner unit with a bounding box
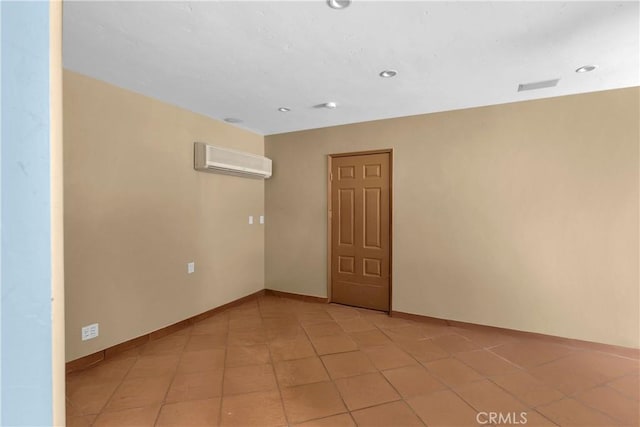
[194,142,272,179]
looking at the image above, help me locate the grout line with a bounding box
[295,411,356,426]
[588,349,640,362]
[568,371,640,399]
[371,318,443,426]
[544,394,624,425]
[301,303,354,422]
[520,409,560,427]
[445,381,507,423]
[151,323,194,426]
[374,319,528,425]
[574,384,639,425]
[340,304,432,425]
[90,347,141,423]
[69,296,638,427]
[484,374,564,415]
[213,312,229,427]
[259,295,291,427]
[482,347,528,370]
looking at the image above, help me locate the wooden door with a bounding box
[330,152,391,311]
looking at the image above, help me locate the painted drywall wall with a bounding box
[1,1,58,424]
[64,71,265,361]
[265,87,640,348]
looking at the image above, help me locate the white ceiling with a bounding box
[63,1,639,136]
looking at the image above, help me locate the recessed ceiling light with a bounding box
[379,70,397,78]
[327,0,351,10]
[278,107,290,112]
[575,65,597,73]
[318,102,337,109]
[224,117,243,123]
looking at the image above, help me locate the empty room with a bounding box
[1,0,638,426]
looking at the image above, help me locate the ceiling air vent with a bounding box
[517,78,560,92]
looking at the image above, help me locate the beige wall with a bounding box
[64,71,265,361]
[64,73,638,356]
[265,87,639,348]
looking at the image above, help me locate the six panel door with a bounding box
[331,152,390,311]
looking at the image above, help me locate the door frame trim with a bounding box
[326,149,393,313]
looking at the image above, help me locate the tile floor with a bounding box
[66,295,639,426]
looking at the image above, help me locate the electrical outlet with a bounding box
[187,261,195,274]
[81,323,99,341]
[259,215,265,224]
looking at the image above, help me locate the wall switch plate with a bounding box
[187,262,195,274]
[248,215,254,225]
[259,215,265,224]
[82,323,99,341]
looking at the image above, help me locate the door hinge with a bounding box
[330,172,333,181]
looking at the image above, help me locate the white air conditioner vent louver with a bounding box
[194,142,272,179]
[517,78,560,92]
